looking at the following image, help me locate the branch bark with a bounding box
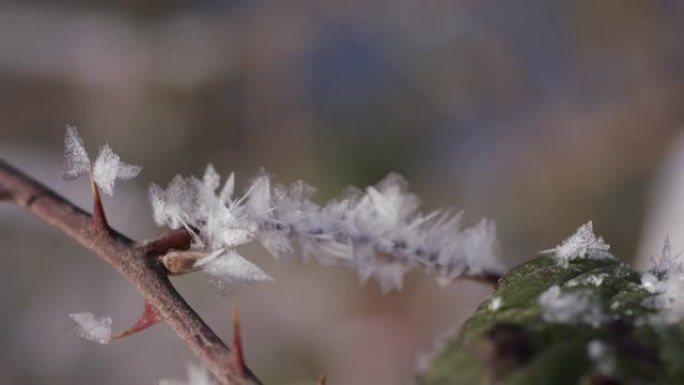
[0,158,261,385]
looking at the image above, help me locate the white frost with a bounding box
[543,221,612,266]
[62,126,141,195]
[195,249,272,293]
[150,169,505,292]
[63,125,91,180]
[159,363,216,385]
[640,238,684,324]
[69,312,112,344]
[92,144,142,195]
[538,285,606,327]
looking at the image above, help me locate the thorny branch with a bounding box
[0,158,261,385]
[0,156,503,384]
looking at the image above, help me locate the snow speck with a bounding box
[488,296,502,311]
[69,312,112,344]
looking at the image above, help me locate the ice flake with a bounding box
[159,363,216,385]
[587,339,615,376]
[92,144,142,195]
[63,125,91,180]
[62,126,141,195]
[202,164,221,193]
[544,221,612,266]
[538,285,606,327]
[195,249,272,292]
[649,237,683,278]
[218,172,235,204]
[69,312,112,344]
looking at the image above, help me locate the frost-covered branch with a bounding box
[150,166,505,292]
[0,126,507,384]
[0,158,260,385]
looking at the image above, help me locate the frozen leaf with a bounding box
[69,312,112,344]
[92,144,142,195]
[62,125,91,180]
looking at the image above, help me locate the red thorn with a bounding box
[229,304,248,375]
[317,374,327,385]
[90,178,109,231]
[112,300,160,340]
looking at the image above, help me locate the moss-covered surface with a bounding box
[421,256,684,385]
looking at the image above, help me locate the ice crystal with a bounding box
[62,126,141,195]
[543,221,612,266]
[63,125,91,180]
[641,238,684,324]
[195,249,272,293]
[150,168,504,292]
[538,285,606,327]
[69,312,112,344]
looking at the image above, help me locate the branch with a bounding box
[0,158,262,385]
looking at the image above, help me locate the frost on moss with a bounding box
[421,226,684,385]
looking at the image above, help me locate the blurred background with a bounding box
[1,1,684,384]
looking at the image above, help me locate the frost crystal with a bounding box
[640,238,684,324]
[92,144,142,195]
[61,126,141,195]
[587,339,615,376]
[195,249,272,293]
[543,221,612,266]
[69,312,113,344]
[159,363,216,385]
[63,125,91,180]
[150,169,505,292]
[538,285,606,327]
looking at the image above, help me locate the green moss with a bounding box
[421,256,684,385]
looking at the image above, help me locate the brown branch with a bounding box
[0,158,262,385]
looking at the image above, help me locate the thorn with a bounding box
[229,304,248,375]
[317,374,327,385]
[90,177,109,231]
[112,300,160,340]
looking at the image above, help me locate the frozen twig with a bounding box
[0,158,260,385]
